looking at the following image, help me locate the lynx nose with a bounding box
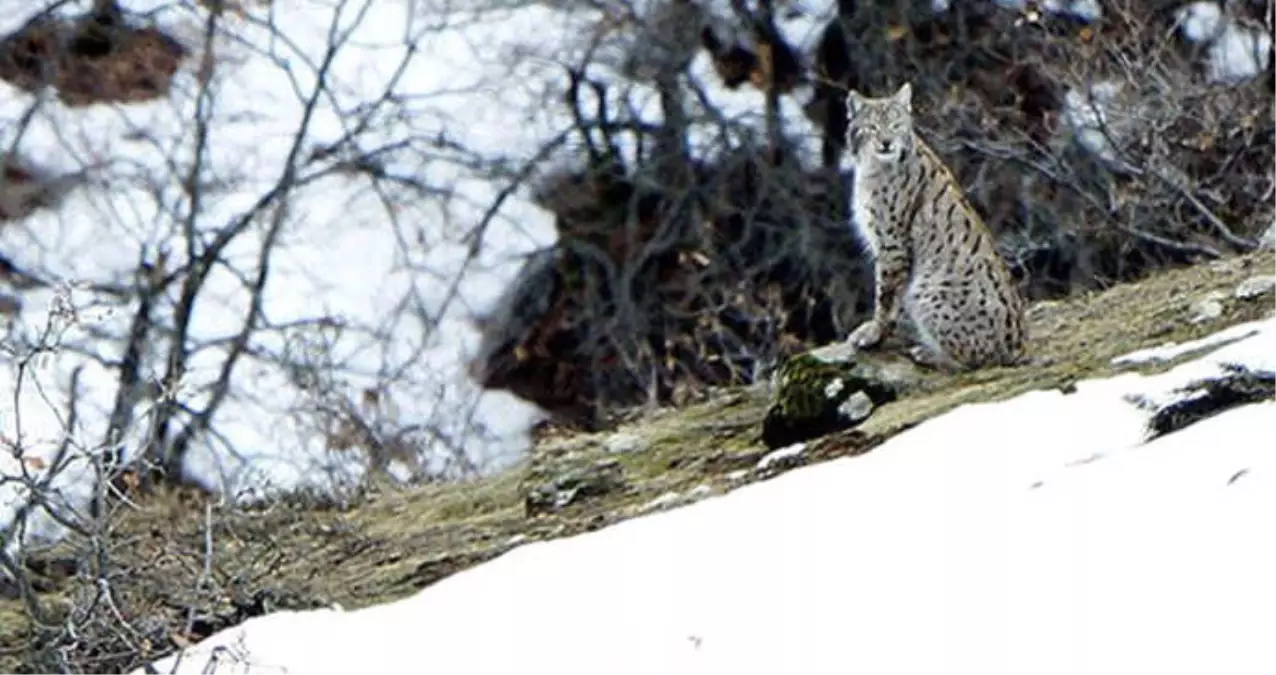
[878,139,895,154]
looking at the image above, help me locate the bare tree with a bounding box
[0,0,571,669]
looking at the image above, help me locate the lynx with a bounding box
[844,83,1027,370]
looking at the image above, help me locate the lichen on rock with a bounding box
[760,342,923,449]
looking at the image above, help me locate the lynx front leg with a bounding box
[849,238,911,350]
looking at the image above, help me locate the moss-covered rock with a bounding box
[761,342,924,449]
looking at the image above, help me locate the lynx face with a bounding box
[845,83,914,167]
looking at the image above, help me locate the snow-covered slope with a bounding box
[142,317,1276,675]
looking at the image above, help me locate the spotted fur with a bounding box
[844,82,1027,370]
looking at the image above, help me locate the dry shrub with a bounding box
[0,8,187,107]
[471,132,868,429]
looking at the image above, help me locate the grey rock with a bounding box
[1235,275,1275,301]
[1190,292,1225,324]
[602,432,647,455]
[521,452,626,518]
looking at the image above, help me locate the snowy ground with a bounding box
[141,316,1276,675]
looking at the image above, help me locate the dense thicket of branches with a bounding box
[471,0,1274,429]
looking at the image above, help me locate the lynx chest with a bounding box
[849,168,883,257]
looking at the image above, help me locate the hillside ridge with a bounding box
[2,249,1273,673]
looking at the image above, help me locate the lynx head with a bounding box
[846,83,914,169]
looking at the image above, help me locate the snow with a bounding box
[1042,0,1104,21]
[1111,318,1267,366]
[1176,1,1273,84]
[1178,0,1226,40]
[1061,80,1141,174]
[142,317,1276,675]
[1205,23,1273,84]
[755,441,806,469]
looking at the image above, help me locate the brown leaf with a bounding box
[22,456,46,471]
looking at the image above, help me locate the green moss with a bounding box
[773,354,849,418]
[761,342,927,448]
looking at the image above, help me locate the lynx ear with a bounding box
[894,82,912,108]
[846,90,864,116]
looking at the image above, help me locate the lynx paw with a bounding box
[847,320,884,349]
[908,345,946,369]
